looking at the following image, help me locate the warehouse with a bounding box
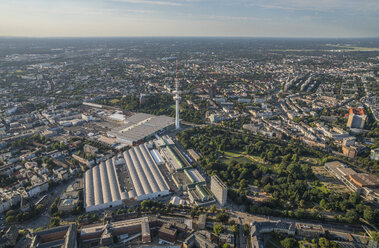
[107,113,174,145]
[150,149,165,165]
[84,143,171,211]
[186,169,205,184]
[84,159,125,212]
[122,143,171,201]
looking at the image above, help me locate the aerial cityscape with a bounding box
[0,1,379,248]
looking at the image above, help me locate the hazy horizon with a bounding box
[1,36,379,39]
[1,0,378,38]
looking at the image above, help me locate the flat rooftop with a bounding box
[186,169,205,184]
[108,113,174,144]
[211,175,227,188]
[350,173,379,187]
[325,161,357,178]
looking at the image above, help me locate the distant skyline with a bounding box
[0,0,378,38]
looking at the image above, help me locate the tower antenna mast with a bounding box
[174,60,181,129]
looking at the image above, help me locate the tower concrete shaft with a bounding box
[174,78,181,129]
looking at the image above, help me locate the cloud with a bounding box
[245,0,379,12]
[112,0,183,7]
[200,14,266,22]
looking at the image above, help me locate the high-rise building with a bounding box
[347,113,367,129]
[210,175,227,206]
[208,84,217,98]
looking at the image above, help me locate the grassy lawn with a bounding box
[221,157,252,165]
[300,156,320,165]
[170,104,176,110]
[222,150,244,158]
[110,99,120,105]
[246,154,267,164]
[221,149,272,168]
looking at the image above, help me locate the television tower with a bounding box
[173,61,181,129]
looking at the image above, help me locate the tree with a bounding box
[50,197,59,214]
[210,205,217,213]
[213,224,223,236]
[371,231,379,242]
[364,207,374,223]
[318,237,330,248]
[49,217,60,228]
[263,184,273,193]
[190,210,196,218]
[345,210,359,223]
[216,213,229,223]
[232,225,238,234]
[243,224,250,236]
[320,199,328,209]
[6,215,15,224]
[280,237,297,248]
[6,209,15,217]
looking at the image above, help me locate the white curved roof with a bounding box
[107,159,122,202]
[85,170,94,207]
[84,143,170,210]
[99,162,112,204]
[93,165,103,205]
[122,144,169,199]
[84,159,124,209]
[123,150,144,196]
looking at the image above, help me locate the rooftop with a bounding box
[108,113,174,144]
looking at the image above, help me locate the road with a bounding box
[228,208,366,234]
[237,216,247,248]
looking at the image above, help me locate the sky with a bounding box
[0,0,378,38]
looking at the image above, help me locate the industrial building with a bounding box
[210,175,227,207]
[324,161,357,182]
[349,173,379,188]
[84,159,125,212]
[150,149,165,165]
[187,149,200,162]
[188,185,215,206]
[107,113,174,145]
[80,216,190,247]
[80,217,154,247]
[325,161,379,200]
[84,143,170,212]
[30,224,77,248]
[122,143,170,201]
